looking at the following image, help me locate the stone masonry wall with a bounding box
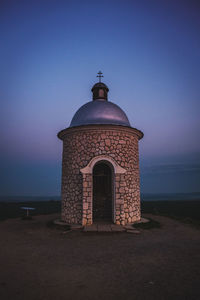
[58,125,143,225]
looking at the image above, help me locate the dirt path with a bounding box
[0,214,200,300]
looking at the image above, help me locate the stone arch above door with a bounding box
[80,155,126,175]
[80,155,126,226]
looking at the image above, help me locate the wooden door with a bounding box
[93,163,112,221]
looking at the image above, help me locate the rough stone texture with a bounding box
[58,124,143,225]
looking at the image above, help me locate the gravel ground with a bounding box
[0,213,200,300]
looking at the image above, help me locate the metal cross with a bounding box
[97,71,104,82]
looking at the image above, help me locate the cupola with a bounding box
[91,71,109,101]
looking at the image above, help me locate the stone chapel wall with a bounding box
[59,124,142,225]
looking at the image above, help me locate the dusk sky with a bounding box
[1,0,200,196]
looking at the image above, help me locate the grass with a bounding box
[133,218,161,230]
[141,200,200,228]
[46,219,71,231]
[0,201,61,221]
[21,215,33,220]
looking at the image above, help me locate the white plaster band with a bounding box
[80,155,126,174]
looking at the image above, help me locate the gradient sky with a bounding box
[1,0,200,196]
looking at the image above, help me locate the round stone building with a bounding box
[58,77,143,226]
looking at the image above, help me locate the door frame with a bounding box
[80,155,126,225]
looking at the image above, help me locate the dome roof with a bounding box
[70,100,131,127]
[91,82,109,91]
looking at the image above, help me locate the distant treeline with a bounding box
[0,196,61,202]
[0,199,200,226]
[141,192,200,201]
[1,192,200,203]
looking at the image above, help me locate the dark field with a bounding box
[0,201,61,221]
[1,213,200,300]
[1,199,200,300]
[0,199,200,227]
[141,200,200,227]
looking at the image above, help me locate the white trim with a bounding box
[80,155,126,174]
[112,171,116,223]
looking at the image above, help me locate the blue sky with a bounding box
[0,0,200,196]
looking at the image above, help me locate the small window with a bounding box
[99,89,104,98]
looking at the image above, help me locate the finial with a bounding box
[96,71,104,83]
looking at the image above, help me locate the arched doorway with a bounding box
[81,155,126,226]
[93,162,113,221]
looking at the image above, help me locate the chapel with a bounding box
[58,72,143,225]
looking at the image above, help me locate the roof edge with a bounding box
[57,124,144,141]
